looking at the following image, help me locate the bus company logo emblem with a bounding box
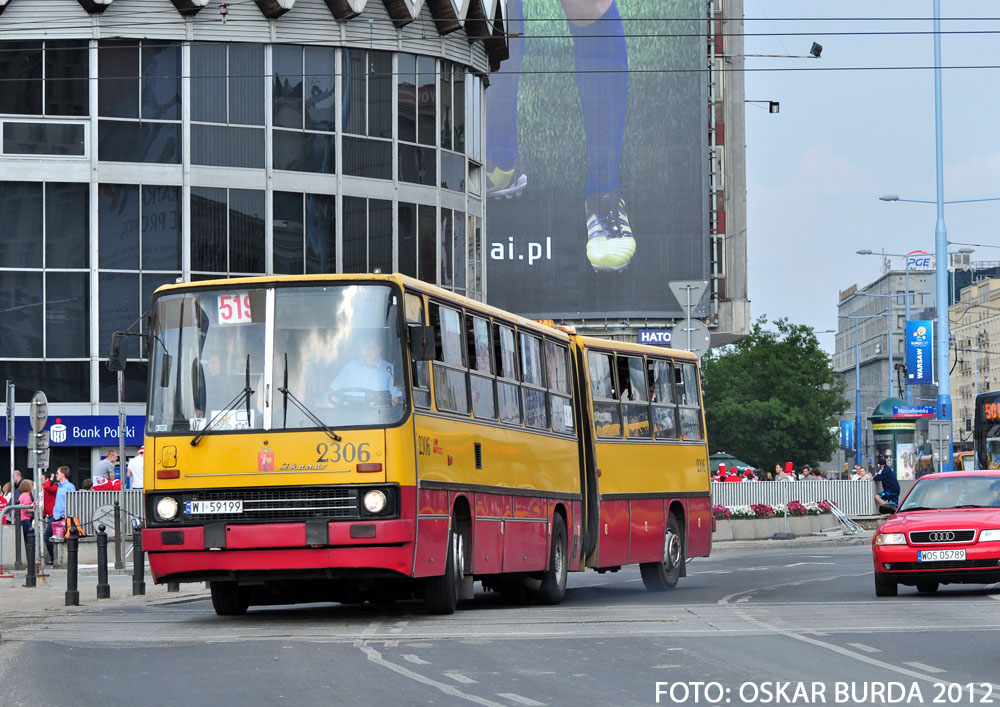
[432,439,442,454]
[50,421,67,444]
[258,448,274,471]
[928,531,955,542]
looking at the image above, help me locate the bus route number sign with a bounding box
[984,402,1000,421]
[218,293,252,325]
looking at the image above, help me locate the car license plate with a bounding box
[185,500,242,515]
[917,549,965,562]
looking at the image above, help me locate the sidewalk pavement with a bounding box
[0,563,208,617]
[711,529,874,553]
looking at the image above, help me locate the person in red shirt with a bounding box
[42,470,59,519]
[724,466,742,482]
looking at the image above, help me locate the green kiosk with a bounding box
[869,397,919,481]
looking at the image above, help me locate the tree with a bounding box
[701,317,846,470]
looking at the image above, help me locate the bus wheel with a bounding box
[210,581,249,616]
[640,515,684,591]
[532,515,568,605]
[425,529,463,615]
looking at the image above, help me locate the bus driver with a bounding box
[328,335,402,406]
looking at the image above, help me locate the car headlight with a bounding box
[363,489,388,514]
[155,496,179,521]
[875,532,907,545]
[979,529,1000,542]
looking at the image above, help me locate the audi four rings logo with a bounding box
[928,531,956,542]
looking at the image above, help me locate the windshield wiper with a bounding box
[190,355,255,447]
[899,506,934,512]
[947,504,985,509]
[278,353,341,442]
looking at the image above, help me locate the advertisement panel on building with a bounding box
[484,0,709,319]
[905,320,934,384]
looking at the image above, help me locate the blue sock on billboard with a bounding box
[569,1,628,197]
[485,0,524,170]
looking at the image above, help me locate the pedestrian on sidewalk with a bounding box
[46,466,76,565]
[18,479,35,558]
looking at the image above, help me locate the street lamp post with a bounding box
[840,314,883,467]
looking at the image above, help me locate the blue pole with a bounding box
[933,0,954,470]
[904,259,913,404]
[855,328,863,467]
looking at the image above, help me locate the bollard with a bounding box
[96,524,110,599]
[14,518,23,571]
[132,523,145,596]
[65,527,80,606]
[24,531,36,588]
[113,500,123,570]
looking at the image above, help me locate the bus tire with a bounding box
[210,581,248,616]
[425,529,462,615]
[640,515,684,591]
[532,514,568,605]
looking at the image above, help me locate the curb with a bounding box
[709,532,873,553]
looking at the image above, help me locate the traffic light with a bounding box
[27,429,50,469]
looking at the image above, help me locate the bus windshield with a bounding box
[147,283,407,435]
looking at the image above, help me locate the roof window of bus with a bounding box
[494,323,521,425]
[519,332,547,429]
[545,341,574,435]
[588,350,622,438]
[430,303,469,414]
[467,315,496,420]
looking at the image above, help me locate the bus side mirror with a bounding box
[409,325,436,360]
[108,333,127,372]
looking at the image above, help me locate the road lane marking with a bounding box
[403,654,430,665]
[446,672,479,684]
[785,562,835,567]
[718,570,869,604]
[903,661,946,673]
[497,693,546,706]
[356,642,504,706]
[846,642,881,653]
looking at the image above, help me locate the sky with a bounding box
[742,1,1000,353]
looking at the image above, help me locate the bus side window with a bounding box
[467,314,496,420]
[649,358,678,440]
[406,292,430,409]
[494,323,522,425]
[431,303,469,415]
[520,332,547,429]
[545,340,574,435]
[620,355,649,439]
[588,350,621,438]
[676,361,703,441]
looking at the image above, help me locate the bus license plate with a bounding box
[917,549,965,562]
[186,500,242,515]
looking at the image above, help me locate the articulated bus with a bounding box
[974,391,1000,470]
[141,273,711,615]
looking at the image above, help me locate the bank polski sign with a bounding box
[905,320,934,384]
[1,415,145,447]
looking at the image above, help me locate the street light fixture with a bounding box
[879,195,1000,205]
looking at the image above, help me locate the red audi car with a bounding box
[872,470,1000,597]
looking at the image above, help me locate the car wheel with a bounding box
[916,582,939,594]
[874,575,898,597]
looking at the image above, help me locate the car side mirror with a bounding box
[878,503,896,515]
[408,324,436,361]
[107,333,127,372]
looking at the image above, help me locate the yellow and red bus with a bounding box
[141,274,711,614]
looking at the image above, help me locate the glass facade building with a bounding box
[0,0,505,478]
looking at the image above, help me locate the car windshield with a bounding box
[899,476,1000,511]
[147,283,407,434]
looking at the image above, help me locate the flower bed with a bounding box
[713,500,834,520]
[712,500,837,541]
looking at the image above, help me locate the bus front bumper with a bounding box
[143,519,414,584]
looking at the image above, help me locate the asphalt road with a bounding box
[3,540,1000,706]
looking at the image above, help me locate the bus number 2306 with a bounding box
[316,442,371,463]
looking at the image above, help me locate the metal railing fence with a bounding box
[65,490,144,537]
[711,480,876,517]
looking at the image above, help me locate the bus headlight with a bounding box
[155,496,179,521]
[874,533,906,545]
[363,489,387,514]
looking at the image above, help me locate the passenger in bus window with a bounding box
[329,335,402,406]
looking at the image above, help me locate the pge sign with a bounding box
[638,329,672,346]
[905,250,935,270]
